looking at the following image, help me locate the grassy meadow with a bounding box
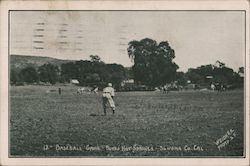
[10,85,244,157]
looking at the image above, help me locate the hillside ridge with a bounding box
[10,54,74,70]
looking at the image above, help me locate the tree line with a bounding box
[10,38,244,89]
[127,38,243,88]
[10,55,131,89]
[180,63,243,89]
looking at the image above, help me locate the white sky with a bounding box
[10,11,245,72]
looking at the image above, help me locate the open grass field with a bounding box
[10,85,244,157]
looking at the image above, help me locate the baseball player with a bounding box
[211,83,215,91]
[102,83,115,115]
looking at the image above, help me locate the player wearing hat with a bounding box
[102,83,116,115]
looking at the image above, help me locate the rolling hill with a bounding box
[10,55,73,70]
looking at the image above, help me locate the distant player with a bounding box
[58,88,61,95]
[211,83,215,91]
[102,83,115,115]
[163,85,170,94]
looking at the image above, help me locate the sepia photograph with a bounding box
[8,10,246,158]
[0,1,249,165]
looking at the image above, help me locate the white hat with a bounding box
[108,83,112,87]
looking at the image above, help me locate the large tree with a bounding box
[127,38,178,86]
[38,63,59,85]
[19,66,39,83]
[185,62,243,87]
[186,65,214,84]
[105,64,127,88]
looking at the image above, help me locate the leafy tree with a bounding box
[19,66,38,83]
[90,55,103,63]
[61,62,78,82]
[38,63,59,85]
[212,66,235,84]
[85,73,101,83]
[238,67,244,74]
[186,65,213,84]
[185,62,243,88]
[124,67,133,79]
[106,64,127,88]
[60,56,128,87]
[215,60,225,68]
[127,38,178,86]
[10,69,20,84]
[176,72,187,85]
[186,69,204,84]
[72,57,105,85]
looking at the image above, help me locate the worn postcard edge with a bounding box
[0,0,249,166]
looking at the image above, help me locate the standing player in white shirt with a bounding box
[102,83,116,115]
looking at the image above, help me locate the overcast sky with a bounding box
[10,11,245,72]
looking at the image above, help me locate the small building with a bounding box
[206,76,213,79]
[121,79,134,87]
[70,79,79,85]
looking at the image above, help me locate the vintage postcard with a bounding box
[0,0,249,166]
